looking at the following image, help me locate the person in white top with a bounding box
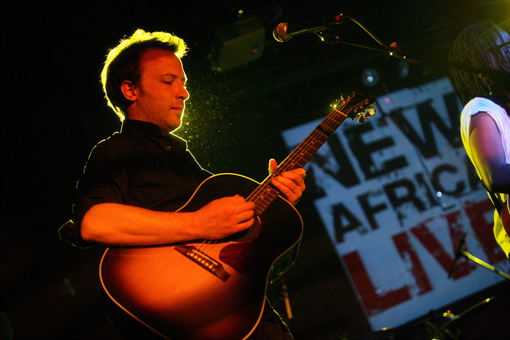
[449,21,510,257]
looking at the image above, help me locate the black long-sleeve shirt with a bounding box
[73,119,211,230]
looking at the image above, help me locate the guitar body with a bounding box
[100,174,303,340]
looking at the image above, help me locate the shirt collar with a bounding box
[121,120,189,153]
[121,119,162,136]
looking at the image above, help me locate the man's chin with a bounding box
[166,122,182,134]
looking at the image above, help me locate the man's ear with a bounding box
[120,80,138,102]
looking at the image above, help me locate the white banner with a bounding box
[282,78,510,330]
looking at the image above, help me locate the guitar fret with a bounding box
[316,125,332,137]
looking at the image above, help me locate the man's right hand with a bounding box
[192,195,255,240]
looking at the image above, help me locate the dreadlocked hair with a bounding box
[449,21,510,105]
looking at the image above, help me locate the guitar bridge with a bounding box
[175,245,231,282]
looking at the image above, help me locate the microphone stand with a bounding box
[453,248,510,280]
[311,14,510,89]
[449,231,510,281]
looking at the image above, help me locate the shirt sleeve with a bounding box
[460,97,510,163]
[72,135,130,231]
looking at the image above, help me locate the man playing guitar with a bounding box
[72,29,306,339]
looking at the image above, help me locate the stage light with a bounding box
[397,60,410,79]
[361,68,380,87]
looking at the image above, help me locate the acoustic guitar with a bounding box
[99,92,375,339]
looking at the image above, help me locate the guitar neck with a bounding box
[247,93,374,215]
[273,111,348,175]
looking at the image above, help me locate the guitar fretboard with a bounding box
[247,93,373,215]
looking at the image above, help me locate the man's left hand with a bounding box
[268,158,306,205]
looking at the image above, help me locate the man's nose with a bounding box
[179,83,190,100]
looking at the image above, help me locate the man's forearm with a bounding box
[80,203,197,246]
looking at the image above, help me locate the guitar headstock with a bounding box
[330,92,376,124]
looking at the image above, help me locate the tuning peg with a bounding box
[356,107,376,124]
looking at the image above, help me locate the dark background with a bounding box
[1,1,509,339]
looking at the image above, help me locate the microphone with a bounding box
[448,233,467,279]
[273,14,345,43]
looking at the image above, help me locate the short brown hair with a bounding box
[101,29,188,120]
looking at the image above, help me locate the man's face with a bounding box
[132,49,189,134]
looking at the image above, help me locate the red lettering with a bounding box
[410,213,476,280]
[465,199,507,262]
[392,231,433,294]
[342,251,411,316]
[445,210,477,278]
